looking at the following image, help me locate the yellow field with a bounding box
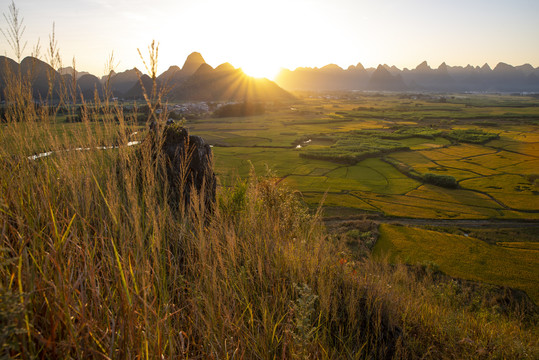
[404,185,501,209]
[374,224,539,303]
[460,174,538,211]
[498,242,539,250]
[420,144,496,161]
[351,191,503,219]
[468,150,536,170]
[435,159,501,176]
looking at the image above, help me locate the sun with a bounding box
[240,63,281,81]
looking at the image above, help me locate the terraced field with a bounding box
[189,93,539,220]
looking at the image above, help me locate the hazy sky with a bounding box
[1,0,538,79]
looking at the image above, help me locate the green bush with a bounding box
[444,129,499,144]
[423,172,459,188]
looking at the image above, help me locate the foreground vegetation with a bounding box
[1,62,537,359]
[1,116,538,359]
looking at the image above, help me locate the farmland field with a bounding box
[5,93,536,220]
[373,224,539,303]
[184,93,539,220]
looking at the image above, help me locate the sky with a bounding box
[1,0,538,79]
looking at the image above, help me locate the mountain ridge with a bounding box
[0,52,294,102]
[3,53,539,97]
[276,61,539,92]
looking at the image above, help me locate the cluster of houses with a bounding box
[163,101,247,117]
[168,102,209,114]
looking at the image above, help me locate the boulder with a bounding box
[147,121,216,212]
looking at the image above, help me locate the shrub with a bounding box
[444,129,499,144]
[423,172,459,188]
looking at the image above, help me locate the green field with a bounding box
[183,93,539,220]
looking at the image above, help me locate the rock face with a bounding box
[149,122,216,212]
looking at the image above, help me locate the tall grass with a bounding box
[1,15,538,359]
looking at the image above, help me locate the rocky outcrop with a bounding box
[146,121,216,213]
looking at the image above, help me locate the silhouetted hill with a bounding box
[1,53,291,102]
[20,57,51,99]
[275,64,369,91]
[0,56,18,72]
[101,70,116,83]
[156,52,206,89]
[181,52,206,77]
[77,74,102,100]
[516,64,535,75]
[0,56,18,100]
[215,62,235,72]
[59,66,90,79]
[168,63,293,101]
[157,65,182,90]
[125,73,154,99]
[400,61,454,91]
[368,65,407,91]
[18,56,67,99]
[194,63,214,76]
[108,68,140,96]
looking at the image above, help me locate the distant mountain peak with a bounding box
[181,52,206,76]
[166,65,181,72]
[516,63,534,71]
[183,52,205,66]
[493,62,514,72]
[101,70,117,82]
[415,61,431,71]
[59,66,90,79]
[481,63,491,71]
[215,62,235,72]
[321,64,343,71]
[369,65,407,90]
[193,63,214,76]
